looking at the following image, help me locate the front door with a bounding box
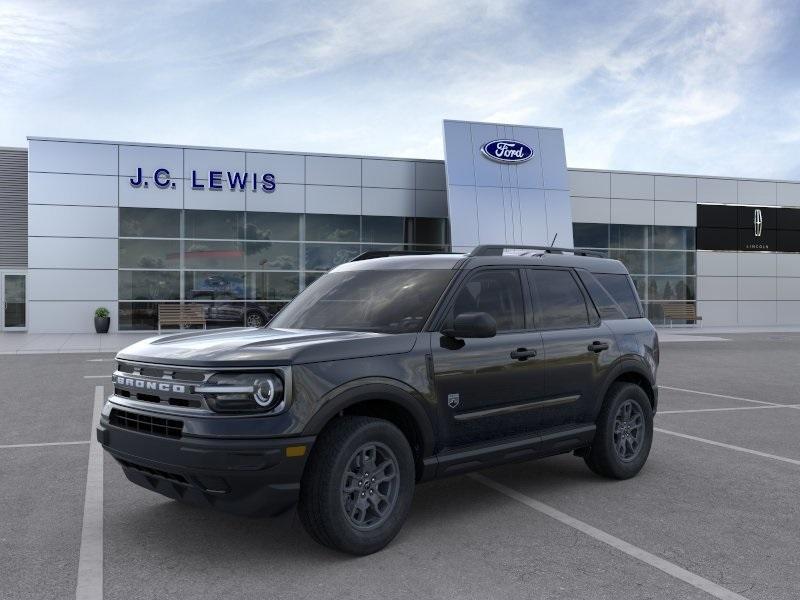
[1,272,27,330]
[431,268,546,447]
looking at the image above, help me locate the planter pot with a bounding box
[94,316,110,334]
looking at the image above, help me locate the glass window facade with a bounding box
[118,208,448,330]
[573,222,696,324]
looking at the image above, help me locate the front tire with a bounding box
[584,382,653,479]
[298,416,415,555]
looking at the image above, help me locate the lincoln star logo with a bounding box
[753,208,763,237]
[113,374,188,394]
[480,140,534,164]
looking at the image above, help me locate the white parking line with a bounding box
[660,386,778,406]
[655,428,800,467]
[75,386,103,600]
[83,375,110,379]
[0,440,89,449]
[470,473,750,600]
[658,404,800,415]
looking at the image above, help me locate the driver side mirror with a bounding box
[442,311,497,339]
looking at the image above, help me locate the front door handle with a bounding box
[588,341,609,353]
[510,348,537,361]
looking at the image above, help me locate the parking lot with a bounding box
[2,332,799,600]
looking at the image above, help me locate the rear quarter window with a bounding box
[593,272,644,319]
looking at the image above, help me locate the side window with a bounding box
[529,269,590,329]
[449,270,525,332]
[594,273,643,318]
[577,270,627,320]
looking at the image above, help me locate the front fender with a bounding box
[301,377,436,459]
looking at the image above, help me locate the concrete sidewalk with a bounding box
[0,332,154,355]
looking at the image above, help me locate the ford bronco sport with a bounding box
[98,245,659,555]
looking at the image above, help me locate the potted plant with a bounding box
[94,307,110,334]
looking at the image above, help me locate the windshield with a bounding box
[270,269,455,333]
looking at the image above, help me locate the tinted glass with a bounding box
[577,270,626,320]
[449,270,525,332]
[595,273,644,318]
[610,224,649,249]
[245,272,300,300]
[530,269,589,329]
[271,269,454,333]
[648,276,695,301]
[362,216,408,243]
[119,271,180,300]
[244,242,300,269]
[118,302,161,330]
[573,223,610,249]
[649,251,695,275]
[184,210,244,239]
[414,218,448,246]
[306,214,360,242]
[245,212,300,241]
[184,271,246,300]
[184,241,245,269]
[609,250,647,275]
[305,244,361,270]
[119,239,180,269]
[652,226,695,250]
[120,208,180,238]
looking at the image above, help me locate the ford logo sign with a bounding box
[480,140,534,163]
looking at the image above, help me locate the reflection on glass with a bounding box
[649,251,695,275]
[647,277,695,301]
[3,274,26,328]
[120,208,181,238]
[119,239,180,269]
[245,272,299,300]
[118,302,161,330]
[306,214,360,242]
[305,244,361,270]
[244,242,300,269]
[185,272,246,300]
[573,223,610,249]
[362,216,408,244]
[184,210,245,239]
[610,250,647,275]
[119,271,180,300]
[610,224,649,249]
[245,212,301,241]
[184,241,245,269]
[414,218,448,246]
[652,226,695,250]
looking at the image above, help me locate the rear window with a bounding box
[593,273,643,319]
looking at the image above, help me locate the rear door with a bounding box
[430,268,546,447]
[526,268,618,427]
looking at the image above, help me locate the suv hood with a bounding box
[116,327,418,367]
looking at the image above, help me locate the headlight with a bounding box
[197,372,285,413]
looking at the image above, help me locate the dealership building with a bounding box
[1,119,800,333]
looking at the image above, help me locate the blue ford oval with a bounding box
[481,139,535,163]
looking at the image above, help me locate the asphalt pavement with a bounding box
[2,333,799,600]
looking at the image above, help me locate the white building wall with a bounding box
[569,169,800,326]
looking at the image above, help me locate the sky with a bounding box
[1,0,799,179]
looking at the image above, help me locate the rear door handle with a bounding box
[588,341,609,353]
[510,348,537,361]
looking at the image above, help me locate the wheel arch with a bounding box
[599,358,657,412]
[302,379,436,481]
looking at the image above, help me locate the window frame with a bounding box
[525,266,600,332]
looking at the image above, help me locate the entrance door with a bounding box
[2,273,27,330]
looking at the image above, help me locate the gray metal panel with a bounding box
[475,187,507,243]
[362,159,415,189]
[470,122,503,188]
[442,121,475,187]
[538,129,568,190]
[0,148,28,267]
[510,126,543,189]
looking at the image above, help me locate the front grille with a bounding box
[114,360,209,410]
[109,408,183,439]
[118,362,205,382]
[117,458,188,483]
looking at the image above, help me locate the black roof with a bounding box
[337,248,629,275]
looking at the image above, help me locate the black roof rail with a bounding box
[468,245,606,258]
[350,250,457,262]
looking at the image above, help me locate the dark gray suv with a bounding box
[98,245,659,555]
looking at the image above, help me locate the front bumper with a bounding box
[97,415,314,517]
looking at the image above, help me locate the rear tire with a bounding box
[584,382,653,479]
[298,416,415,555]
